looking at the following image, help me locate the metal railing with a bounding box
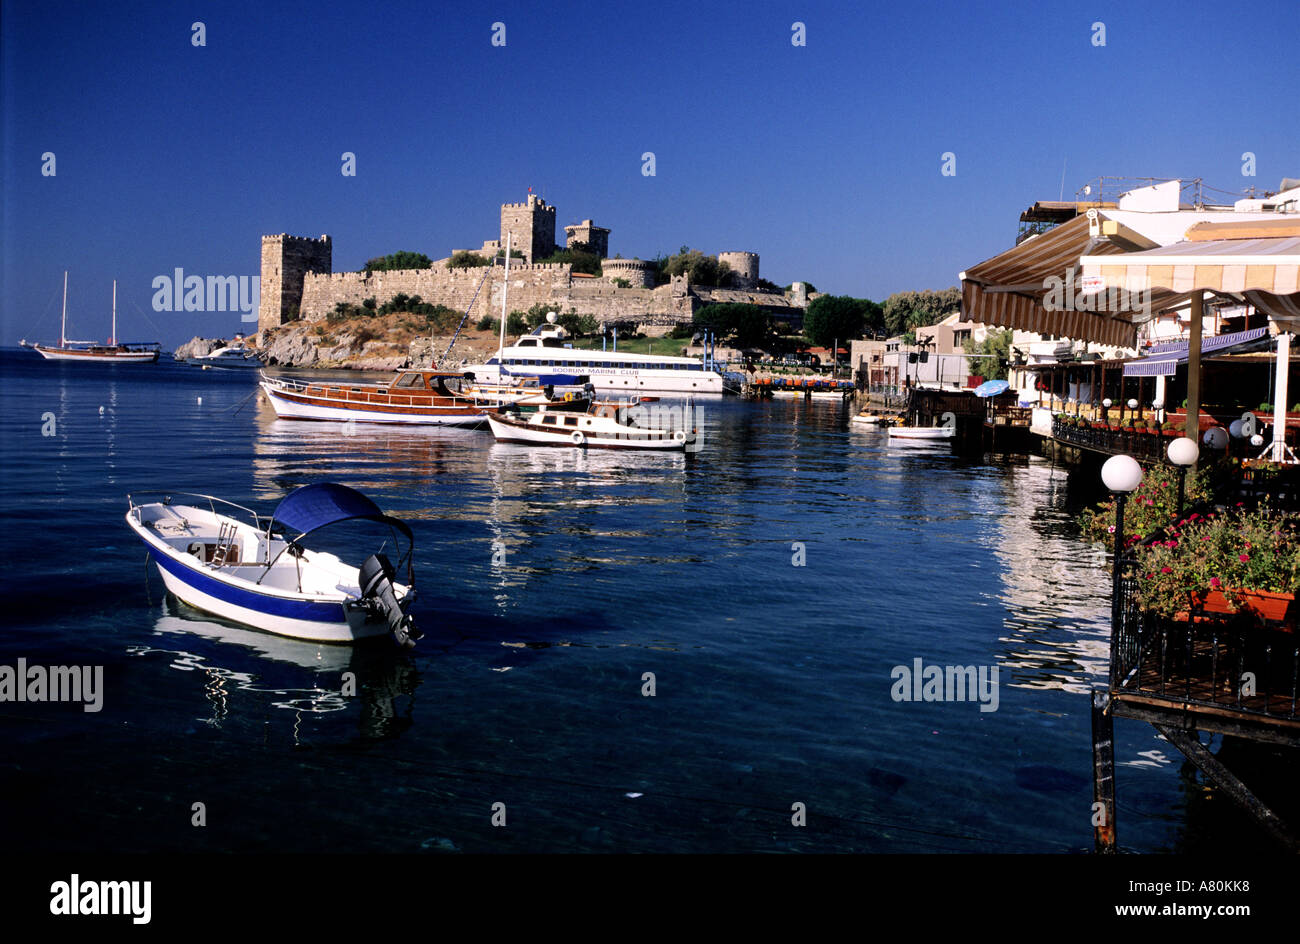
[1051,416,1176,462]
[1111,572,1300,722]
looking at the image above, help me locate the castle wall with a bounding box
[297,264,695,326]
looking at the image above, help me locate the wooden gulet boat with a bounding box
[28,274,160,363]
[260,369,492,426]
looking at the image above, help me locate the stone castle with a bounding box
[257,194,809,335]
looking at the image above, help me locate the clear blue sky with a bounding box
[3,0,1295,346]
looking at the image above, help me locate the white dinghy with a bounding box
[126,483,421,647]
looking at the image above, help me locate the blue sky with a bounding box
[3,0,1295,346]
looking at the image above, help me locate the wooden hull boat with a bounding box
[260,369,488,426]
[27,275,159,362]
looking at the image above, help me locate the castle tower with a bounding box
[717,251,759,289]
[564,219,610,258]
[601,258,654,288]
[259,234,332,331]
[500,194,556,264]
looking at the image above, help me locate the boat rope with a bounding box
[226,387,262,415]
[434,264,494,368]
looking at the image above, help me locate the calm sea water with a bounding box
[0,351,1276,853]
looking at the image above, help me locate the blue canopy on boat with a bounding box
[271,483,412,542]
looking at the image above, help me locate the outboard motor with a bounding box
[358,553,421,649]
[583,382,596,398]
[544,384,555,400]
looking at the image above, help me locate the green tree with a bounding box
[963,329,1013,381]
[803,295,876,348]
[506,312,528,335]
[537,245,602,275]
[694,303,771,348]
[448,251,491,269]
[882,287,961,337]
[363,251,432,272]
[654,248,735,287]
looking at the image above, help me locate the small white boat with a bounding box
[887,425,955,442]
[192,345,264,369]
[850,412,890,427]
[487,399,696,451]
[126,483,421,647]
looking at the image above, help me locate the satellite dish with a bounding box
[1084,185,1092,196]
[546,311,558,324]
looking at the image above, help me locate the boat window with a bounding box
[394,373,425,388]
[563,416,578,427]
[542,415,557,425]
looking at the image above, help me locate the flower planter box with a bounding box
[1187,588,1296,627]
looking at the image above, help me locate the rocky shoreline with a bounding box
[174,313,503,371]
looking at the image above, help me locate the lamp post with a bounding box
[1167,436,1198,518]
[1102,397,1112,426]
[1203,426,1229,451]
[1102,454,1144,633]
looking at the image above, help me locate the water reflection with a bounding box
[991,460,1112,694]
[130,600,421,741]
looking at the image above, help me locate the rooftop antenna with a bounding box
[1059,157,1067,201]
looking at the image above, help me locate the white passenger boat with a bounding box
[486,399,696,451]
[887,425,955,442]
[477,319,723,395]
[126,483,421,647]
[192,345,264,369]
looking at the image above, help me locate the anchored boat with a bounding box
[260,369,490,426]
[887,424,955,443]
[487,398,696,451]
[27,274,160,363]
[192,345,264,369]
[126,483,421,647]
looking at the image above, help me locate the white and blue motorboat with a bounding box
[126,483,421,647]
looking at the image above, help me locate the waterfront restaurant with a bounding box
[961,179,1300,851]
[960,180,1300,448]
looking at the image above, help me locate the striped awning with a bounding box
[961,214,1160,348]
[1122,325,1271,376]
[1079,235,1300,327]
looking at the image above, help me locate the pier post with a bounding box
[1091,690,1117,853]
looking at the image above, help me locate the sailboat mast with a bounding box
[60,271,68,347]
[498,229,511,359]
[111,280,117,345]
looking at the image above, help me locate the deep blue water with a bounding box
[0,350,1276,852]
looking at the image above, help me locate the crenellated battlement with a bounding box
[259,193,793,337]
